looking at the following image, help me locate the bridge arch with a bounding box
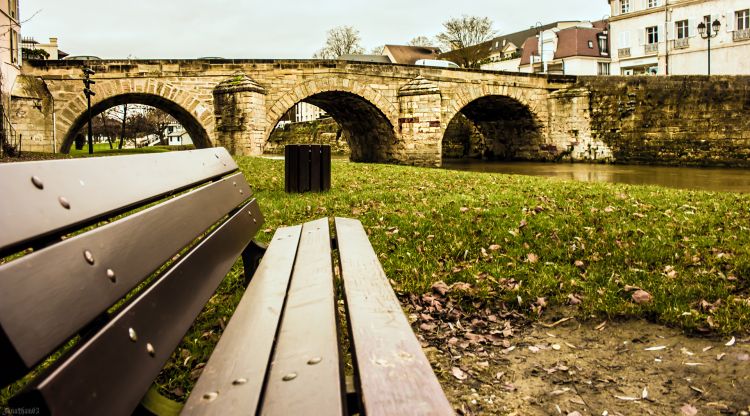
[442,86,550,161]
[265,77,400,163]
[56,80,214,153]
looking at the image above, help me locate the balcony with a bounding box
[644,43,659,54]
[618,48,631,58]
[734,28,750,42]
[673,37,689,49]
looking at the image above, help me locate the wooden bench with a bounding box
[0,148,453,415]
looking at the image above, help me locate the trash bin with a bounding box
[284,144,331,193]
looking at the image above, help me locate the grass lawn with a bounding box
[236,156,750,335]
[68,143,191,157]
[3,154,749,406]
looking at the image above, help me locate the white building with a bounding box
[21,37,68,60]
[608,0,750,75]
[164,123,192,146]
[293,102,326,123]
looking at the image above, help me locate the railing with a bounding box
[644,43,659,54]
[618,48,631,58]
[673,37,690,49]
[734,28,750,41]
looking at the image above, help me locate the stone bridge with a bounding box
[15,59,606,166]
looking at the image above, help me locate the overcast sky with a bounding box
[23,0,610,59]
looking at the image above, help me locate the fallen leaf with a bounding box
[684,362,704,366]
[528,346,540,353]
[681,347,695,356]
[642,387,649,399]
[568,294,582,305]
[680,404,698,416]
[451,367,467,380]
[595,321,607,331]
[644,345,668,351]
[725,337,736,346]
[526,253,539,263]
[737,354,750,362]
[716,353,726,361]
[574,260,585,268]
[431,281,449,296]
[489,244,501,251]
[614,395,639,401]
[632,290,653,304]
[552,344,561,351]
[569,398,586,405]
[460,207,469,213]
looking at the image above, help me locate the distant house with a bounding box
[164,123,193,146]
[381,45,442,64]
[518,21,611,75]
[21,37,69,60]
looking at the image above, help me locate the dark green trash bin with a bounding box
[284,145,331,193]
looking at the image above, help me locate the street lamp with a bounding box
[697,18,721,75]
[82,67,96,154]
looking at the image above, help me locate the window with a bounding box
[598,35,609,54]
[10,29,18,64]
[648,0,659,7]
[675,20,689,39]
[646,26,659,44]
[738,9,750,30]
[9,0,18,19]
[621,0,630,14]
[597,62,610,75]
[588,40,594,48]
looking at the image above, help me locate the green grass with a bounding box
[4,155,750,406]
[68,143,193,157]
[237,156,750,335]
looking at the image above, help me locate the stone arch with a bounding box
[56,79,214,153]
[265,77,401,163]
[441,86,553,161]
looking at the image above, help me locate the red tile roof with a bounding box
[519,24,608,65]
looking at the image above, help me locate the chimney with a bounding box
[49,37,58,46]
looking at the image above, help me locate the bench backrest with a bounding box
[0,148,263,414]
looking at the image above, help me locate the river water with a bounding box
[440,159,750,193]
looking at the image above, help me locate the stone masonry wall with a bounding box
[579,76,750,167]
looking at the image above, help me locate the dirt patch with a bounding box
[405,288,750,416]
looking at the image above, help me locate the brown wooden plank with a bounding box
[334,217,453,416]
[260,218,344,416]
[0,172,253,386]
[9,200,264,415]
[0,147,237,256]
[181,224,302,415]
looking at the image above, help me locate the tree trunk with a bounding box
[100,112,114,149]
[118,104,128,149]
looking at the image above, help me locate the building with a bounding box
[164,123,193,146]
[0,0,21,102]
[518,21,612,75]
[381,45,442,64]
[21,37,69,60]
[607,0,750,75]
[440,21,582,70]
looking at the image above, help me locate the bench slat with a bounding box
[181,224,303,415]
[0,148,237,256]
[335,217,454,416]
[0,172,253,386]
[261,218,344,415]
[9,200,264,415]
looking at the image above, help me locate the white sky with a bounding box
[23,0,610,59]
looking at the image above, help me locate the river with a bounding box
[440,160,750,193]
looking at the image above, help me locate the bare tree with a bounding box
[436,16,496,67]
[370,45,384,55]
[408,36,435,47]
[313,26,365,59]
